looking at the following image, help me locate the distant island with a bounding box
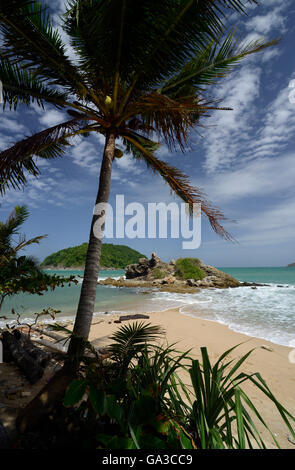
[287,262,295,267]
[41,243,147,270]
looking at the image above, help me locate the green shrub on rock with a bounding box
[175,258,205,280]
[149,268,170,280]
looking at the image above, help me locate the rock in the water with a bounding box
[125,252,174,280]
[124,254,240,289]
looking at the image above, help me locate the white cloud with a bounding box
[114,153,143,175]
[245,7,287,35]
[0,117,26,134]
[3,174,60,208]
[201,66,261,173]
[242,77,295,162]
[70,137,100,173]
[39,109,67,127]
[201,59,295,174]
[202,152,295,204]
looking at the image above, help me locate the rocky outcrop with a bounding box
[125,254,240,288]
[189,260,240,288]
[125,253,175,280]
[99,253,241,291]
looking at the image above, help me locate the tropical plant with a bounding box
[0,0,278,369]
[63,322,194,449]
[0,205,77,311]
[62,324,295,449]
[175,345,295,449]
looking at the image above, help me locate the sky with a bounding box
[1,0,295,267]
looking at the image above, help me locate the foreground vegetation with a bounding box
[41,243,146,269]
[38,322,294,449]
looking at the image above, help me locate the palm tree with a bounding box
[0,205,45,310]
[0,205,75,311]
[0,0,277,370]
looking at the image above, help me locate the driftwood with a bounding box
[30,326,67,342]
[32,338,67,354]
[1,331,45,384]
[114,314,150,323]
[30,327,69,353]
[1,329,53,384]
[12,330,52,368]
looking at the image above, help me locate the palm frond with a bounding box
[121,93,200,151]
[161,32,279,97]
[108,322,164,371]
[122,132,233,240]
[0,0,90,98]
[63,0,257,103]
[13,234,47,254]
[0,57,70,110]
[0,205,29,253]
[122,134,161,161]
[116,0,258,109]
[0,205,43,258]
[121,92,232,151]
[0,117,87,194]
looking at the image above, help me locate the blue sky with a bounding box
[1,0,295,267]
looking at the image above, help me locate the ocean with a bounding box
[1,267,295,348]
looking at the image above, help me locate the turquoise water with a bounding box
[0,269,124,319]
[220,267,295,285]
[1,267,295,347]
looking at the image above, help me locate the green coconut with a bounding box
[104,95,112,108]
[114,148,124,158]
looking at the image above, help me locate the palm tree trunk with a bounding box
[16,131,116,433]
[65,130,116,370]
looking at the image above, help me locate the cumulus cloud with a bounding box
[39,109,67,127]
[245,7,287,35]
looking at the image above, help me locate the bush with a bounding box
[64,322,193,449]
[63,323,295,449]
[175,258,205,280]
[149,268,169,279]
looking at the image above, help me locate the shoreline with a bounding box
[88,305,294,352]
[2,297,294,349]
[88,307,295,449]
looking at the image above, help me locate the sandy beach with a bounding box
[89,307,295,449]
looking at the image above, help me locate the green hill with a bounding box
[41,243,147,269]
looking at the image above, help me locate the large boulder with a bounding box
[125,257,150,279]
[125,252,174,280]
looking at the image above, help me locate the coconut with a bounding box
[114,148,124,158]
[105,95,112,108]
